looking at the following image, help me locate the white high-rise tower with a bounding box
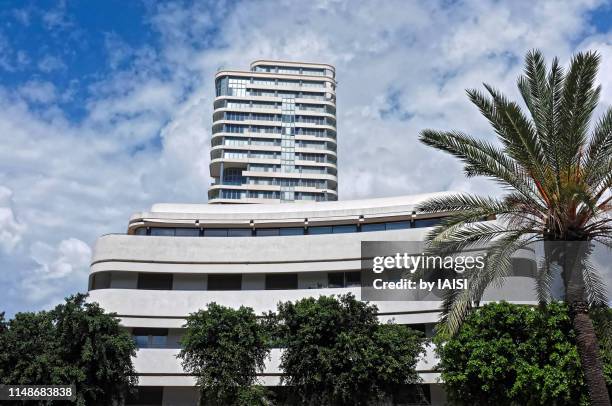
[209,60,337,203]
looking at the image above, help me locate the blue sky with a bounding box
[0,0,611,317]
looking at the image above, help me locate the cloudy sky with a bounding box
[0,0,611,316]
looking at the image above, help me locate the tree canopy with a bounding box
[0,294,137,406]
[178,302,270,406]
[275,293,425,406]
[435,302,612,405]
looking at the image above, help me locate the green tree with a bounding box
[591,306,612,392]
[0,294,137,405]
[418,49,611,405]
[178,303,270,406]
[276,293,425,406]
[436,302,589,405]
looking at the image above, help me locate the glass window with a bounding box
[361,223,386,232]
[175,228,200,237]
[134,227,147,235]
[132,328,168,349]
[150,227,175,236]
[208,274,242,290]
[137,273,173,290]
[265,273,298,290]
[328,272,345,288]
[345,272,361,287]
[414,218,442,228]
[228,228,252,237]
[90,272,111,290]
[134,335,148,348]
[126,386,164,405]
[256,228,280,236]
[204,229,228,237]
[332,225,357,234]
[279,227,304,236]
[308,226,332,235]
[385,221,411,230]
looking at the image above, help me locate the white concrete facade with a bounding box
[88,193,536,405]
[209,60,337,203]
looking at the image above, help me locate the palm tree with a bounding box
[418,50,611,405]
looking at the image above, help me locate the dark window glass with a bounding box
[90,272,111,290]
[308,226,332,235]
[150,227,175,236]
[137,273,173,290]
[265,274,298,290]
[385,221,411,230]
[134,227,147,235]
[132,328,168,349]
[208,274,242,290]
[204,228,228,237]
[126,386,163,405]
[345,272,361,287]
[228,228,252,237]
[414,218,442,228]
[361,223,385,232]
[328,272,345,288]
[332,225,357,234]
[279,227,304,236]
[256,228,279,236]
[175,228,200,237]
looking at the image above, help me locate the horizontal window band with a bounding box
[115,308,441,320]
[91,256,363,267]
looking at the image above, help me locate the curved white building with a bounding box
[210,60,338,204]
[87,192,538,405]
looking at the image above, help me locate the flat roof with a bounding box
[150,192,454,215]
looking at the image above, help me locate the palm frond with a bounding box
[419,131,543,203]
[468,84,547,176]
[582,258,609,306]
[559,51,601,171]
[436,232,534,336]
[584,107,612,187]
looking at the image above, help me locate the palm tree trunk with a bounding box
[570,301,611,406]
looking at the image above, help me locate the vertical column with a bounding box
[280,96,296,202]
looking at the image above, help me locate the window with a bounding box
[328,272,361,288]
[90,272,111,290]
[361,223,385,232]
[265,274,298,290]
[204,228,228,237]
[333,225,357,234]
[345,272,361,287]
[226,112,248,121]
[126,386,163,405]
[228,228,252,237]
[134,227,147,235]
[150,227,175,236]
[308,226,332,234]
[256,228,279,236]
[279,227,304,236]
[175,228,200,237]
[132,328,168,349]
[385,221,411,230]
[137,273,173,290]
[208,274,242,290]
[414,218,442,228]
[328,272,344,288]
[225,124,246,133]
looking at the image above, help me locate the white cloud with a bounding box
[21,238,91,307]
[37,54,66,73]
[0,0,611,315]
[0,186,26,253]
[18,80,57,104]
